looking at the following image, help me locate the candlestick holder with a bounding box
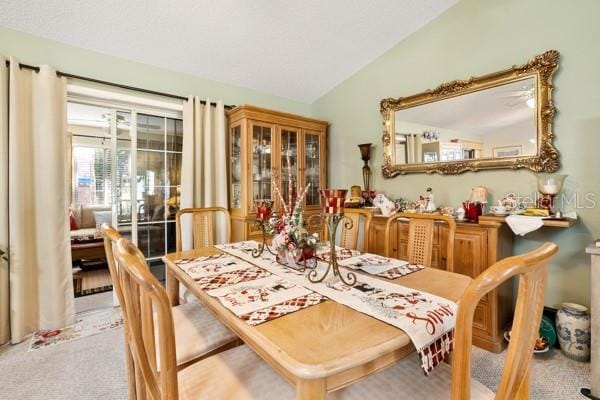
[308,188,356,286]
[252,199,276,258]
[358,143,372,206]
[251,218,277,258]
[307,214,357,286]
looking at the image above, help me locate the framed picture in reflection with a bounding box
[493,145,523,158]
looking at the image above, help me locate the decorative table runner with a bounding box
[175,254,325,325]
[216,241,457,374]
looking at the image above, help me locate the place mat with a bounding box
[176,254,250,280]
[338,253,425,279]
[316,246,361,261]
[194,266,271,291]
[208,274,315,316]
[240,293,325,326]
[217,241,456,374]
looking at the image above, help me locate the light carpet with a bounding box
[472,346,591,399]
[0,290,592,399]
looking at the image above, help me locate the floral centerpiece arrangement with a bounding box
[265,156,319,267]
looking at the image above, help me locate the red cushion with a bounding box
[69,210,78,230]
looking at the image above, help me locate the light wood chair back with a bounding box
[451,242,558,400]
[114,238,179,400]
[323,208,372,251]
[175,207,231,252]
[383,213,456,271]
[101,224,128,313]
[101,224,138,400]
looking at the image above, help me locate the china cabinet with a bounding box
[369,215,513,352]
[228,105,328,241]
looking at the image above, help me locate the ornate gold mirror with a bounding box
[380,50,560,176]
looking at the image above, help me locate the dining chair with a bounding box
[101,224,137,400]
[175,207,231,252]
[321,208,373,251]
[383,213,456,271]
[113,237,296,400]
[340,208,373,251]
[101,224,238,371]
[330,242,558,400]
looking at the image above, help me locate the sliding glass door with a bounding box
[68,101,182,263]
[135,114,183,259]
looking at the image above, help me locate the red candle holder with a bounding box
[463,201,483,222]
[254,199,273,220]
[319,189,348,215]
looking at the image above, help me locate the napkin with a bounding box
[505,215,544,236]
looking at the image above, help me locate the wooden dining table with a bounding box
[163,246,472,400]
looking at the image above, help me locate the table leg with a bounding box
[296,378,326,400]
[586,247,600,399]
[166,265,180,307]
[443,351,454,366]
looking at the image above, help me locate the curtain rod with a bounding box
[4,60,236,109]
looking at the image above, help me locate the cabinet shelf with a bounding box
[478,215,576,228]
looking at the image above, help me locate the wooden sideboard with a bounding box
[368,215,513,352]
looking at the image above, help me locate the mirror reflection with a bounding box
[393,76,537,164]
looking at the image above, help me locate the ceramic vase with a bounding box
[556,302,591,361]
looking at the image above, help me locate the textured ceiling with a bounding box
[0,0,457,103]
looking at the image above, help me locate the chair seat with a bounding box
[178,344,295,400]
[156,302,237,366]
[329,353,494,400]
[179,284,200,305]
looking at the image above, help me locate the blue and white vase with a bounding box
[556,302,591,361]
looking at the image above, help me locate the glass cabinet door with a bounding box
[251,123,273,207]
[230,124,242,209]
[279,128,299,210]
[304,132,322,207]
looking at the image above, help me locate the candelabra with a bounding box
[308,189,357,286]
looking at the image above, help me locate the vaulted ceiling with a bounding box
[0,0,457,103]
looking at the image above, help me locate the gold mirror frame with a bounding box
[380,50,560,176]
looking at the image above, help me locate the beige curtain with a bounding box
[0,58,8,344]
[0,57,75,344]
[414,134,423,163]
[406,135,415,164]
[180,97,227,250]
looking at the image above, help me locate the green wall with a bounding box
[312,0,600,308]
[0,26,311,115]
[2,1,598,308]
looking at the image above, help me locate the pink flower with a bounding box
[287,242,296,251]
